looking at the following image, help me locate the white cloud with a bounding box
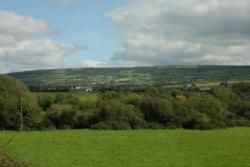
[0,10,80,73]
[50,0,79,6]
[79,59,144,68]
[80,59,106,68]
[0,11,52,36]
[107,0,250,65]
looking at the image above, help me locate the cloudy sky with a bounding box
[0,0,250,73]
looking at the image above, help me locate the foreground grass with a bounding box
[0,128,250,167]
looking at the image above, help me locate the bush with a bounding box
[36,118,56,130]
[182,111,212,130]
[37,94,55,111]
[187,93,228,128]
[91,122,112,130]
[94,100,145,129]
[75,114,93,129]
[46,110,76,129]
[91,121,131,130]
[139,97,174,127]
[146,122,165,129]
[58,110,76,129]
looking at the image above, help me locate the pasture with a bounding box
[0,128,250,167]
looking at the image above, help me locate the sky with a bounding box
[0,0,250,73]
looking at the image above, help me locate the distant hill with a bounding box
[9,66,250,91]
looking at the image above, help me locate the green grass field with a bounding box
[0,128,250,167]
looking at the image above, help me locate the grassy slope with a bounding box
[0,128,250,167]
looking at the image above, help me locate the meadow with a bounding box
[0,128,250,167]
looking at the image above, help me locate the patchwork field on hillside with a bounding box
[10,66,250,90]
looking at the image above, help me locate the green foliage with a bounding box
[2,74,250,130]
[30,83,250,130]
[232,82,250,100]
[91,121,131,130]
[46,104,76,129]
[36,94,55,111]
[36,118,55,130]
[188,93,228,128]
[75,113,92,129]
[0,75,40,130]
[139,97,174,126]
[93,100,145,129]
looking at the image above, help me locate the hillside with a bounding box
[9,66,250,90]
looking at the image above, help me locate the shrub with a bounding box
[182,111,212,130]
[91,121,131,130]
[37,94,55,111]
[94,100,145,129]
[46,110,76,129]
[91,122,112,130]
[146,122,165,129]
[187,93,228,128]
[139,97,174,127]
[58,110,76,129]
[75,113,93,129]
[36,118,56,130]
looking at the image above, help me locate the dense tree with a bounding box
[232,82,250,100]
[37,93,55,111]
[187,94,228,128]
[90,100,145,129]
[139,97,174,127]
[35,83,250,130]
[1,75,250,130]
[0,75,40,130]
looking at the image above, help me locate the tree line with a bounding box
[0,75,250,130]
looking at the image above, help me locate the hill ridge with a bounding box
[9,65,250,90]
